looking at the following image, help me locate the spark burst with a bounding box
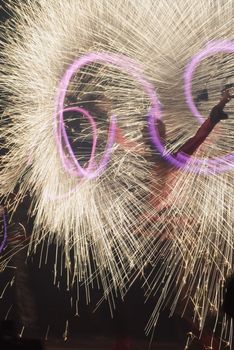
[0,0,234,348]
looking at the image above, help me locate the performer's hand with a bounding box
[221,89,234,103]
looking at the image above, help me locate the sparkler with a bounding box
[0,0,234,348]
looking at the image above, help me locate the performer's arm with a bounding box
[176,90,233,156]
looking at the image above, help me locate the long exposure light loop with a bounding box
[182,40,234,173]
[0,211,7,254]
[56,47,234,179]
[150,40,234,174]
[55,52,162,179]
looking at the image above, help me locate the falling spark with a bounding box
[5,304,13,320]
[19,325,25,338]
[0,282,10,299]
[63,320,69,342]
[45,325,50,341]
